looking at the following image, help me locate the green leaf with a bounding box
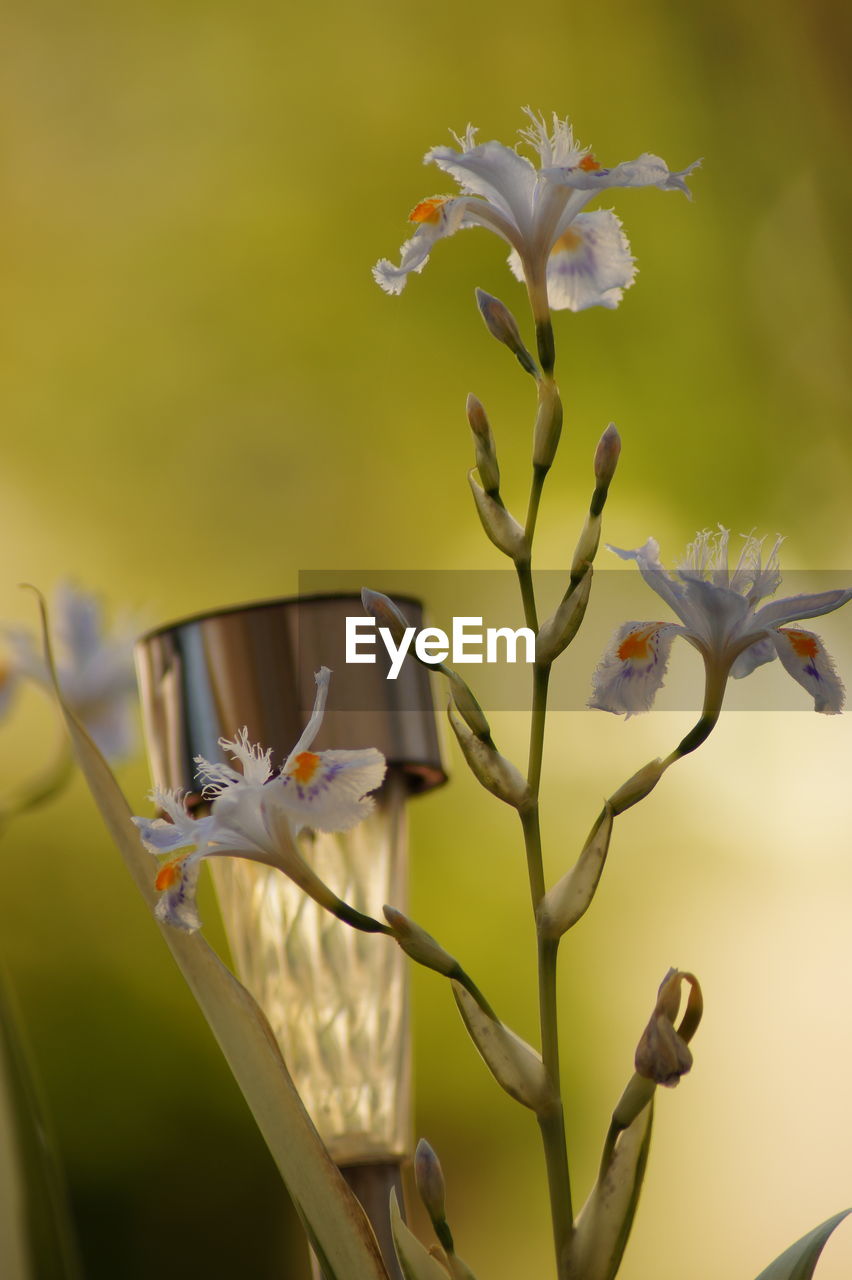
[389,1189,450,1280]
[0,966,82,1280]
[33,592,389,1280]
[753,1209,850,1280]
[567,1097,654,1280]
[451,981,555,1114]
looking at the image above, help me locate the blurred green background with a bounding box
[2,0,852,1276]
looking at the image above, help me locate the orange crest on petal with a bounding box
[289,751,321,784]
[409,196,449,224]
[784,629,820,659]
[579,153,601,172]
[617,625,660,662]
[155,859,182,892]
[552,227,583,254]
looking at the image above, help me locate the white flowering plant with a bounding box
[5,109,851,1279]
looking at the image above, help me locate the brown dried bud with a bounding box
[635,968,703,1087]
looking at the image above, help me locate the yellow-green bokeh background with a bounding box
[3,1,852,1276]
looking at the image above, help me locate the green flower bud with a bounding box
[447,701,530,809]
[532,378,563,471]
[608,758,666,815]
[466,393,500,496]
[360,588,410,646]
[536,570,593,666]
[475,288,538,376]
[468,471,528,561]
[414,1139,448,1229]
[383,905,458,977]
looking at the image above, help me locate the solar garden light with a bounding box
[135,594,446,1278]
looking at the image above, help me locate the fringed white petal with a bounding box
[278,747,387,831]
[730,636,776,679]
[215,727,273,787]
[589,621,678,716]
[519,108,585,168]
[426,139,537,233]
[771,628,846,714]
[206,786,277,859]
[373,197,473,295]
[543,210,635,312]
[753,588,852,631]
[609,538,690,623]
[284,666,332,765]
[154,856,203,933]
[544,154,701,197]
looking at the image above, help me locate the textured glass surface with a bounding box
[210,774,410,1164]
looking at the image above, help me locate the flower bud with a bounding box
[383,905,459,978]
[536,569,593,666]
[468,471,529,561]
[570,513,602,580]
[537,802,614,939]
[475,288,538,376]
[446,668,492,741]
[452,981,556,1115]
[447,701,530,809]
[634,968,703,1087]
[360,588,410,646]
[608,758,666,815]
[532,378,563,471]
[466,393,500,496]
[591,423,621,514]
[414,1139,448,1227]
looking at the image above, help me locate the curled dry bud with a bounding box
[360,588,410,646]
[468,471,529,561]
[635,968,703,1087]
[466,393,500,496]
[383,905,459,978]
[475,288,538,376]
[532,378,563,471]
[447,701,530,809]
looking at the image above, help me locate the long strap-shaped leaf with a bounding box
[35,594,389,1280]
[0,966,82,1280]
[753,1209,850,1280]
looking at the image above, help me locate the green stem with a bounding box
[538,1103,574,1276]
[520,803,546,911]
[527,664,550,797]
[516,561,539,633]
[525,465,548,546]
[538,934,574,1272]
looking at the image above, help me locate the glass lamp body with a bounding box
[135,595,444,1168]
